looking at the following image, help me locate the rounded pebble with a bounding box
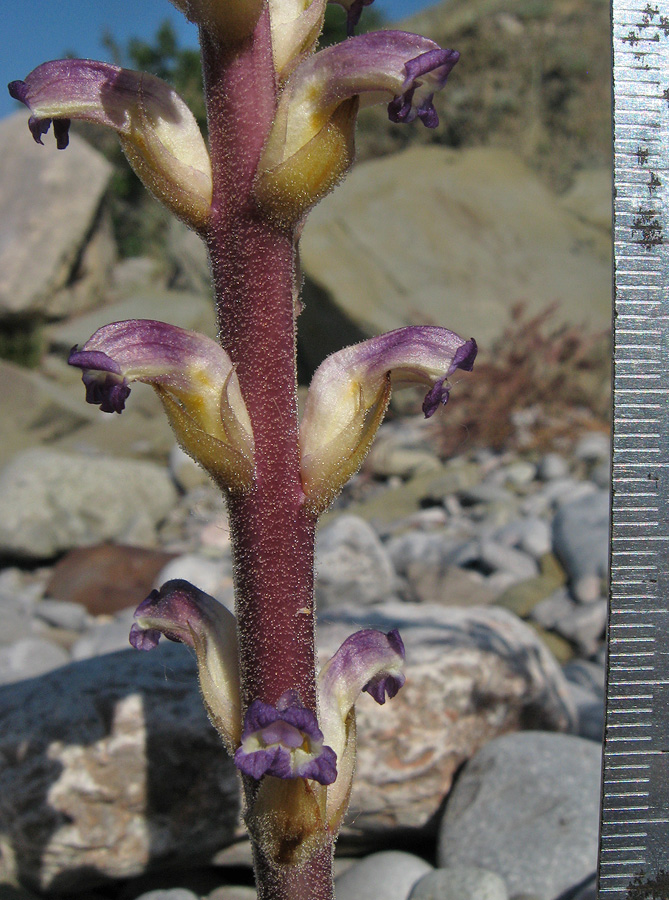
[409,866,509,900]
[437,732,602,900]
[335,851,433,900]
[0,637,70,684]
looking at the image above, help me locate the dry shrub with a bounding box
[435,302,611,455]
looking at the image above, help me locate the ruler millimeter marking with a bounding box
[600,2,669,897]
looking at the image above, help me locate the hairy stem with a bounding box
[201,17,332,900]
[252,840,336,900]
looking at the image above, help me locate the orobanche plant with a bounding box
[9,3,475,898]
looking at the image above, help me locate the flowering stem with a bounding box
[201,17,330,900]
[253,844,335,900]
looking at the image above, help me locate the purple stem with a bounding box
[200,18,333,900]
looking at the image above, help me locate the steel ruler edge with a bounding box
[600,1,669,897]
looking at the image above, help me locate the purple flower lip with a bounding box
[69,348,130,413]
[316,627,406,831]
[388,48,460,128]
[421,337,477,418]
[362,628,406,703]
[235,693,337,785]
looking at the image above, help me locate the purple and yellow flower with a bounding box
[8,60,212,229]
[235,691,337,784]
[299,326,477,513]
[69,319,254,492]
[129,576,406,858]
[255,31,459,224]
[130,579,242,752]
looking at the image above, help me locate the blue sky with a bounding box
[1,0,434,120]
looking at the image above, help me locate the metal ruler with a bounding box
[600,1,669,895]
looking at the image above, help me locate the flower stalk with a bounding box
[10,4,473,899]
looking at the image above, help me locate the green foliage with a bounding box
[318,3,386,46]
[0,321,43,369]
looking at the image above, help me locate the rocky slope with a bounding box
[357,0,612,193]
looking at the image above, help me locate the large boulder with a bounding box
[0,113,113,320]
[437,731,602,900]
[0,602,576,891]
[0,448,178,561]
[47,289,218,354]
[299,147,611,369]
[319,602,577,834]
[0,644,240,894]
[0,360,98,468]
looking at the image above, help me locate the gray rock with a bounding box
[166,217,212,295]
[566,681,605,742]
[109,256,165,293]
[48,289,217,353]
[540,479,596,508]
[552,599,607,655]
[386,532,463,577]
[156,553,235,610]
[478,540,539,581]
[454,540,538,584]
[552,490,609,603]
[135,891,200,900]
[437,732,602,900]
[0,360,99,468]
[0,637,70,685]
[495,517,552,560]
[409,866,509,900]
[319,603,576,834]
[559,169,612,232]
[562,660,606,697]
[49,207,118,317]
[574,432,611,463]
[300,148,611,354]
[367,421,442,479]
[0,644,240,893]
[368,444,442,479]
[0,595,35,646]
[70,608,137,660]
[330,460,481,530]
[34,598,88,632]
[335,851,433,900]
[208,889,257,900]
[568,874,598,900]
[0,113,112,319]
[537,453,570,482]
[169,443,211,491]
[386,530,487,604]
[315,515,397,608]
[529,589,577,630]
[459,483,516,507]
[500,461,536,487]
[590,460,610,490]
[0,448,178,560]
